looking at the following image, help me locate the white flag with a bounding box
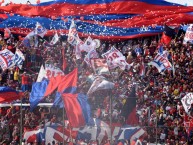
[183,24,193,44]
[50,33,59,45]
[35,22,47,38]
[36,65,46,82]
[0,49,15,70]
[181,93,193,114]
[102,46,130,70]
[87,76,114,95]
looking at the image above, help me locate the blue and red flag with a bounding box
[160,25,176,45]
[0,86,21,103]
[58,68,86,127]
[121,86,138,125]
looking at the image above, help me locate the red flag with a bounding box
[58,68,85,127]
[58,68,78,93]
[44,75,63,97]
[62,93,85,128]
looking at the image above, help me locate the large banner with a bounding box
[183,24,193,44]
[24,121,145,144]
[36,64,64,82]
[0,49,15,70]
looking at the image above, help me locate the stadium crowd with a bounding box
[0,30,192,145]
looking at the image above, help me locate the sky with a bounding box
[2,0,193,5]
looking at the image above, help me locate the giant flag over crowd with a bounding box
[0,0,193,40]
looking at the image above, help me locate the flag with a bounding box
[134,47,142,56]
[160,25,175,45]
[30,79,49,111]
[52,92,63,108]
[181,93,193,114]
[4,28,11,39]
[87,76,114,95]
[36,65,46,82]
[84,49,99,66]
[23,128,44,143]
[77,93,92,125]
[50,33,59,45]
[117,126,145,144]
[22,30,36,48]
[0,86,20,103]
[121,86,138,125]
[67,20,82,47]
[184,114,193,137]
[36,64,64,82]
[14,48,25,69]
[58,68,85,127]
[157,45,164,54]
[80,36,98,52]
[67,20,83,59]
[0,48,15,70]
[91,59,110,76]
[34,22,47,38]
[183,24,193,44]
[148,51,172,73]
[139,59,145,77]
[102,46,130,70]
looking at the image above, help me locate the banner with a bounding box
[0,49,15,70]
[181,93,193,114]
[14,48,25,69]
[183,24,193,44]
[91,59,110,75]
[36,64,64,82]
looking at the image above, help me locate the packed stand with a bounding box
[0,31,192,144]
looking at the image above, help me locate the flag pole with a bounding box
[20,93,23,145]
[109,89,113,145]
[62,106,65,145]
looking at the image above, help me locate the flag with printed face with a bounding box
[183,24,193,44]
[14,48,25,69]
[34,22,47,38]
[84,49,99,66]
[50,33,59,45]
[148,51,172,73]
[87,76,114,95]
[91,59,110,75]
[102,46,130,70]
[0,48,15,70]
[80,36,97,52]
[181,93,193,114]
[4,28,11,39]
